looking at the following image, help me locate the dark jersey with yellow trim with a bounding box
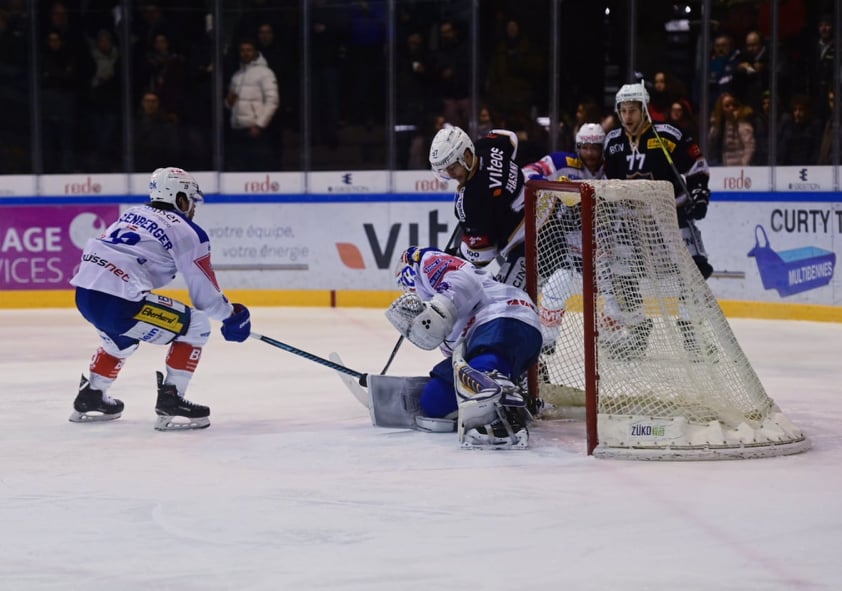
[455,131,525,266]
[604,122,709,225]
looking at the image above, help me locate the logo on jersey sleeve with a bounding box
[194,253,222,291]
[423,253,466,290]
[647,138,675,152]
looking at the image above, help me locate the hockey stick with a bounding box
[643,83,692,204]
[443,224,462,255]
[250,332,369,384]
[379,336,404,375]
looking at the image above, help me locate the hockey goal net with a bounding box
[524,179,810,460]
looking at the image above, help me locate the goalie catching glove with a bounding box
[385,292,457,350]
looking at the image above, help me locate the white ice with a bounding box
[1,307,840,591]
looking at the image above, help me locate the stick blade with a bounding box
[329,352,370,409]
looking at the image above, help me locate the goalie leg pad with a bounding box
[367,374,431,429]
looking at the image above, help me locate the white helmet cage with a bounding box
[149,167,203,214]
[615,82,651,123]
[429,126,475,181]
[575,123,606,148]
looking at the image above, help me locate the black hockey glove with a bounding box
[221,303,251,342]
[687,187,710,220]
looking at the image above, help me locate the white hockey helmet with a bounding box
[575,123,606,148]
[615,82,651,121]
[149,167,203,214]
[429,126,474,180]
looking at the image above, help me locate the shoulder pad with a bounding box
[564,155,583,169]
[654,123,682,141]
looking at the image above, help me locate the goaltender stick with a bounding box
[69,167,252,430]
[378,246,542,449]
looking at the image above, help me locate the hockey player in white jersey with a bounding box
[522,124,639,358]
[386,246,542,448]
[69,167,252,430]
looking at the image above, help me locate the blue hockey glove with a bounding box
[221,303,251,342]
[688,187,710,220]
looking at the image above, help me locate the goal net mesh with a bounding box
[526,179,809,460]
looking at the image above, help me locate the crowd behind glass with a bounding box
[0,0,836,175]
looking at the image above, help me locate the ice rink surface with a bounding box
[1,306,840,591]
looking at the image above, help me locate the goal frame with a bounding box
[523,178,810,460]
[524,179,600,454]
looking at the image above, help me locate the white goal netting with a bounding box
[525,179,810,460]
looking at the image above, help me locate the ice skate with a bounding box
[602,317,653,360]
[154,372,210,431]
[69,375,124,423]
[461,407,529,450]
[677,320,717,362]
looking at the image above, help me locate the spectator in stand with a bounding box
[310,0,349,150]
[709,33,740,109]
[476,104,496,138]
[134,91,178,172]
[778,94,822,165]
[140,32,186,123]
[709,92,756,166]
[348,1,387,127]
[485,18,543,126]
[255,22,285,168]
[806,14,835,122]
[41,29,80,173]
[224,39,279,171]
[648,70,691,124]
[86,29,121,172]
[433,20,470,130]
[0,7,29,173]
[182,14,214,170]
[396,30,434,169]
[818,89,838,165]
[668,100,697,137]
[46,1,88,67]
[752,90,772,165]
[735,30,769,111]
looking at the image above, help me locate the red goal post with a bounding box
[523,178,810,460]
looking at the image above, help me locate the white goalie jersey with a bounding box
[409,250,542,355]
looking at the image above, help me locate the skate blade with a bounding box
[69,410,122,423]
[154,415,210,431]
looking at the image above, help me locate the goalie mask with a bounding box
[149,167,204,214]
[394,246,444,292]
[429,126,474,182]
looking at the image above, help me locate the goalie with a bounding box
[385,246,542,449]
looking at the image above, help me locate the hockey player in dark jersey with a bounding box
[604,82,714,355]
[604,82,713,279]
[428,125,528,290]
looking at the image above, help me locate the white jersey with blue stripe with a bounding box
[551,151,605,181]
[70,204,234,321]
[413,250,541,353]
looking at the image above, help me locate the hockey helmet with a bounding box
[149,167,203,214]
[429,126,475,181]
[575,123,606,148]
[615,83,650,118]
